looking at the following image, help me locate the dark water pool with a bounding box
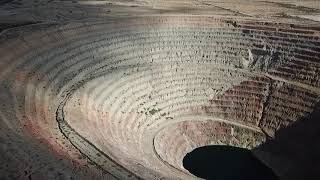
[183,145,278,180]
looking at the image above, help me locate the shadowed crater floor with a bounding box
[183,145,278,180]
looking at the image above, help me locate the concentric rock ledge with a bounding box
[0,16,319,180]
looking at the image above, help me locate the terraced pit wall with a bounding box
[0,16,319,180]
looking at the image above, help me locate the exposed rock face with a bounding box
[0,1,319,180]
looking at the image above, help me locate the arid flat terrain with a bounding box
[0,1,319,180]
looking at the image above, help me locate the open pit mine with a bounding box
[0,1,319,180]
